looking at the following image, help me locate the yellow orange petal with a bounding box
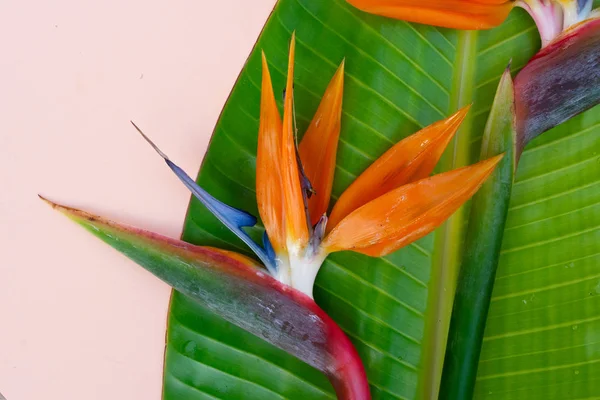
[298,60,345,226]
[346,0,513,30]
[256,52,286,253]
[327,106,469,231]
[281,33,310,249]
[322,154,503,257]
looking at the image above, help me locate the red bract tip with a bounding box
[514,16,600,154]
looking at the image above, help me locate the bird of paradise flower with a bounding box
[43,33,502,399]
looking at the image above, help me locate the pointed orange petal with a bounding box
[327,106,469,231]
[346,0,513,30]
[281,33,309,249]
[256,52,286,253]
[298,60,345,226]
[322,154,503,257]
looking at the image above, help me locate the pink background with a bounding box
[0,0,275,398]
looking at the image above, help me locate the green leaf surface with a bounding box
[165,0,600,398]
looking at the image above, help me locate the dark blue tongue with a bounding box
[131,121,277,275]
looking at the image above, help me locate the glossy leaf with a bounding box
[164,0,600,399]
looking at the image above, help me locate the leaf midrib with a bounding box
[418,30,480,400]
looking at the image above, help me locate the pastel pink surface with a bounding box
[0,0,275,399]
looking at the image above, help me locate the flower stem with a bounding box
[440,68,516,399]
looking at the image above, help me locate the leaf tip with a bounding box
[38,195,91,225]
[38,195,79,218]
[38,194,57,209]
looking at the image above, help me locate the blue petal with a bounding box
[578,0,592,15]
[132,122,276,274]
[166,160,256,228]
[165,159,275,274]
[262,231,276,266]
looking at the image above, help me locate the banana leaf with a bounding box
[163,0,600,399]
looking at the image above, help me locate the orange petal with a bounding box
[327,106,469,231]
[298,60,345,226]
[281,33,310,249]
[322,154,503,257]
[346,0,513,30]
[256,52,285,253]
